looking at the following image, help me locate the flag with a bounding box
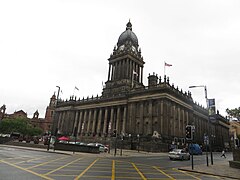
[133,70,138,76]
[75,86,79,91]
[165,62,172,67]
[208,99,216,116]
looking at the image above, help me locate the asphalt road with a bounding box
[0,146,232,180]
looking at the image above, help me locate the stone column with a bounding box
[178,107,181,136]
[126,59,129,78]
[182,109,185,137]
[148,100,153,135]
[77,111,83,135]
[116,107,121,134]
[92,109,97,135]
[87,109,92,134]
[82,110,87,135]
[108,107,114,134]
[133,62,136,81]
[137,64,140,82]
[103,108,108,135]
[108,64,111,81]
[139,102,144,134]
[127,103,133,134]
[97,108,103,135]
[160,100,163,134]
[122,106,127,134]
[129,60,132,80]
[72,111,79,134]
[111,64,114,80]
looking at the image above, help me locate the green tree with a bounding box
[0,117,42,136]
[226,107,240,121]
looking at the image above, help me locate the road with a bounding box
[0,146,232,180]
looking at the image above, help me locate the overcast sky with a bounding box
[0,0,239,118]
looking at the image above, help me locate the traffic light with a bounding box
[186,125,193,140]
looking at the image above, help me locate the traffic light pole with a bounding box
[186,125,194,170]
[114,130,117,156]
[191,141,194,170]
[189,85,213,166]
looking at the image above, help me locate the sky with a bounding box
[0,0,240,118]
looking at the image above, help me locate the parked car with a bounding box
[68,141,86,145]
[87,143,109,152]
[169,149,190,160]
[99,144,109,152]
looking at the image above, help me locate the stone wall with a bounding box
[232,149,240,161]
[229,149,240,169]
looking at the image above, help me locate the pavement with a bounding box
[178,157,240,179]
[1,142,240,179]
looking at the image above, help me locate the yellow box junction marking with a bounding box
[45,157,84,175]
[1,160,54,180]
[14,156,47,165]
[132,163,147,180]
[153,166,175,180]
[74,158,99,180]
[112,160,115,180]
[26,156,69,169]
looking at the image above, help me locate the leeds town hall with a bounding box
[52,21,229,151]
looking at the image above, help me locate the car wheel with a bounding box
[169,157,173,160]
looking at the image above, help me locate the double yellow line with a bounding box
[1,160,54,180]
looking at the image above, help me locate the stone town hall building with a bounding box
[53,21,229,151]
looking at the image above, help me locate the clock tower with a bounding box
[102,21,145,97]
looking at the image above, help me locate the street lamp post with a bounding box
[120,135,123,156]
[189,85,213,166]
[47,86,61,152]
[129,134,132,150]
[137,134,140,152]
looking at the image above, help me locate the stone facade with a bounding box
[229,120,240,148]
[52,21,229,151]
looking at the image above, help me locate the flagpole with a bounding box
[164,61,166,77]
[73,86,79,97]
[73,87,75,97]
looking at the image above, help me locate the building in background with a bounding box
[229,120,240,148]
[0,94,56,134]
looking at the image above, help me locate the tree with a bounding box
[226,107,240,121]
[0,117,43,136]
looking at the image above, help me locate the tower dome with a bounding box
[117,21,138,47]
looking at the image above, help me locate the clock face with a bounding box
[119,45,125,51]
